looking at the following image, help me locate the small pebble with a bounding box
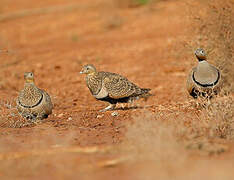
[111,111,118,117]
[68,117,72,121]
[97,114,104,118]
[57,113,63,118]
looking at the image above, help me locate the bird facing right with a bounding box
[186,48,222,98]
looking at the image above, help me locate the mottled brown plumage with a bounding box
[16,72,53,120]
[80,64,151,112]
[187,48,222,98]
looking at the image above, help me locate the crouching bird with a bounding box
[16,72,53,121]
[187,48,222,99]
[80,64,151,112]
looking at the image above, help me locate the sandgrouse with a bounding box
[80,64,151,112]
[187,48,222,98]
[16,72,53,120]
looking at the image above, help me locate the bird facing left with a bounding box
[16,72,53,121]
[80,64,151,112]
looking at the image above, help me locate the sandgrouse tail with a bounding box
[187,48,222,98]
[16,72,53,120]
[80,64,151,112]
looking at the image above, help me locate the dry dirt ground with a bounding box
[0,0,234,179]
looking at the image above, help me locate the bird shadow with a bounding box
[83,106,146,113]
[114,106,144,111]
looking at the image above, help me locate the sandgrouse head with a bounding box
[80,64,96,75]
[195,48,207,61]
[24,72,34,83]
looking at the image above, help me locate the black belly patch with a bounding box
[98,96,130,104]
[190,87,218,99]
[190,88,199,98]
[190,88,208,98]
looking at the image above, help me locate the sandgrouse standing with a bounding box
[187,48,222,98]
[16,72,53,120]
[80,64,151,112]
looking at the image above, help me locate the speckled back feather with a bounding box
[86,71,150,99]
[18,83,43,107]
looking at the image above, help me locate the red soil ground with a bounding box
[0,0,233,179]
